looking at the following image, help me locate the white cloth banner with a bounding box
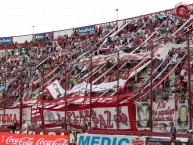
[135,102,151,130]
[42,106,130,130]
[46,80,65,99]
[176,98,189,133]
[152,99,176,132]
[0,107,31,126]
[67,79,127,95]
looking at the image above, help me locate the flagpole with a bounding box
[19,68,23,132]
[89,56,92,130]
[117,50,120,130]
[187,31,192,130]
[64,63,67,130]
[150,41,153,132]
[41,63,45,129]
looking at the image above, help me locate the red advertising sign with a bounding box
[0,133,68,145]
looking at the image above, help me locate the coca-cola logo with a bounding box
[36,138,67,145]
[5,136,34,145]
[1,134,68,145]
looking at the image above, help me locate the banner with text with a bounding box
[152,99,176,132]
[77,134,145,145]
[0,107,32,126]
[75,25,94,34]
[146,140,190,145]
[0,133,68,145]
[34,32,53,41]
[43,106,130,130]
[0,37,12,45]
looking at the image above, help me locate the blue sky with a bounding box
[0,0,192,37]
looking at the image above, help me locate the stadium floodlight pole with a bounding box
[116,9,118,25]
[89,56,92,130]
[187,31,192,130]
[19,68,23,132]
[150,41,153,132]
[117,50,120,130]
[33,26,35,42]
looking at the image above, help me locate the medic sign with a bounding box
[77,134,145,145]
[0,133,68,145]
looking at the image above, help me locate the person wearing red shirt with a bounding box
[170,133,177,142]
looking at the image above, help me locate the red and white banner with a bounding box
[152,99,176,132]
[46,79,65,99]
[0,107,32,126]
[0,133,68,145]
[42,106,130,130]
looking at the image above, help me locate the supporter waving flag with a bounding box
[46,79,65,99]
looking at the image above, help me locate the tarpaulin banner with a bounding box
[0,107,32,126]
[77,134,146,145]
[34,32,53,41]
[75,25,94,34]
[152,99,175,132]
[146,140,190,145]
[0,133,68,145]
[135,102,151,130]
[0,37,12,45]
[42,106,130,130]
[176,98,189,133]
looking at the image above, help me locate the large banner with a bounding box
[152,99,176,132]
[176,98,189,133]
[0,37,12,45]
[77,134,146,145]
[44,109,65,125]
[42,106,130,130]
[46,79,65,99]
[0,107,32,126]
[75,25,94,34]
[0,133,68,145]
[135,102,151,130]
[146,140,190,145]
[34,32,53,41]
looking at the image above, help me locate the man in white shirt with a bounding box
[21,120,28,134]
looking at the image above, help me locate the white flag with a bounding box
[46,80,65,99]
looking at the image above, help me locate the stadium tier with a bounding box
[0,4,193,140]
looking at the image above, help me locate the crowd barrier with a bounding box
[0,127,191,145]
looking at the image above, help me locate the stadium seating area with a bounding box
[0,4,193,134]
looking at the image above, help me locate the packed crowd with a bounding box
[0,8,192,107]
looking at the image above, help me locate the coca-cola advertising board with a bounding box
[0,107,32,126]
[0,133,68,145]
